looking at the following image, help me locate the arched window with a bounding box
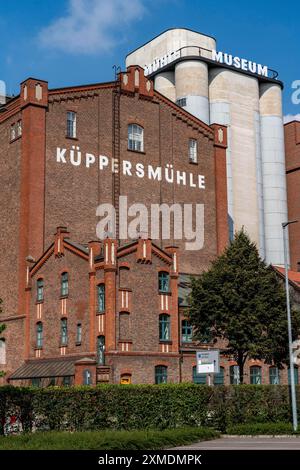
[128,124,144,152]
[159,314,170,341]
[60,318,68,345]
[97,284,105,313]
[288,366,299,385]
[181,319,192,343]
[158,272,169,293]
[37,278,44,302]
[0,339,6,364]
[61,272,69,297]
[36,322,43,348]
[214,366,225,386]
[76,323,82,344]
[250,366,262,385]
[229,365,240,385]
[192,365,206,385]
[269,366,280,385]
[83,369,92,386]
[97,335,105,365]
[155,365,168,384]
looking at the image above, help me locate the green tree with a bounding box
[189,230,300,383]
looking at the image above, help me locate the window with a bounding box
[214,366,225,386]
[97,335,105,365]
[269,367,280,385]
[31,378,41,387]
[193,366,206,384]
[36,322,43,348]
[159,314,170,341]
[67,111,76,138]
[10,124,16,141]
[97,284,105,313]
[0,339,6,364]
[288,366,299,385]
[83,369,92,386]
[250,366,262,385]
[128,124,144,152]
[158,272,169,293]
[181,320,192,343]
[76,323,82,344]
[37,278,44,302]
[229,365,240,385]
[176,97,187,108]
[155,365,168,384]
[61,318,68,346]
[63,376,72,386]
[189,139,198,163]
[17,120,22,137]
[61,272,69,297]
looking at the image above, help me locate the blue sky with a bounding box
[0,0,299,118]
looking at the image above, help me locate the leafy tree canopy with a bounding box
[188,230,300,382]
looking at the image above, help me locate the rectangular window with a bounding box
[10,124,16,141]
[67,111,77,138]
[181,320,192,342]
[61,272,69,297]
[128,124,144,152]
[37,279,44,302]
[159,314,170,341]
[176,97,187,108]
[155,365,168,384]
[61,318,68,346]
[17,120,22,137]
[189,139,198,163]
[76,323,82,344]
[97,284,105,313]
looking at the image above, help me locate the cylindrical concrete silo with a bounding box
[259,83,288,266]
[154,71,175,102]
[209,68,264,255]
[175,61,210,124]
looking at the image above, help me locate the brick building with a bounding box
[284,120,300,271]
[0,65,298,386]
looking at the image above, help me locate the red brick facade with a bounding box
[1,66,295,386]
[285,120,300,270]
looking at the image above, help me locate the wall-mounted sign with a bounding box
[196,350,220,374]
[144,48,269,78]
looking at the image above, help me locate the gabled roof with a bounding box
[273,265,300,290]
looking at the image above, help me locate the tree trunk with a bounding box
[237,352,245,384]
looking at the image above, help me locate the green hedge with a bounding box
[0,384,299,434]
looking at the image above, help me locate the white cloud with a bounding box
[284,114,300,124]
[38,0,146,54]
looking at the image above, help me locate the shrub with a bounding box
[0,384,299,434]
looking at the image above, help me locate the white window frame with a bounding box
[189,139,198,163]
[67,111,77,138]
[128,124,144,152]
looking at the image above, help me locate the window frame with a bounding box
[97,284,105,313]
[250,366,262,385]
[128,123,144,152]
[60,317,68,346]
[83,369,92,386]
[36,278,44,302]
[158,271,170,293]
[159,314,171,342]
[61,272,69,297]
[181,319,192,343]
[188,138,198,163]
[36,321,43,349]
[76,323,82,344]
[66,111,77,138]
[269,366,280,385]
[155,365,168,384]
[229,365,240,385]
[97,335,105,365]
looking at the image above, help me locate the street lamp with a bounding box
[282,220,298,432]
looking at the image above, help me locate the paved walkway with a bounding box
[173,436,300,450]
